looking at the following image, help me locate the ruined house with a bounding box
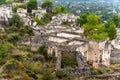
[18,13,113,69]
[111,28,120,63]
[0,5,12,22]
[17,8,31,25]
[32,7,46,19]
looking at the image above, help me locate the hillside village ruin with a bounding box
[0,4,120,73]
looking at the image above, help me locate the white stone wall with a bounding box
[57,33,80,38]
[0,6,12,21]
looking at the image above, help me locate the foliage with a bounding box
[56,70,70,79]
[61,53,77,68]
[37,45,47,59]
[0,43,14,62]
[35,16,45,25]
[105,19,117,40]
[27,0,38,12]
[111,14,120,28]
[55,6,68,14]
[41,0,53,12]
[0,0,5,5]
[91,68,112,75]
[19,3,27,9]
[84,24,108,41]
[12,4,19,13]
[42,13,52,23]
[42,71,53,80]
[7,33,20,43]
[20,25,34,36]
[2,59,19,73]
[5,0,12,4]
[83,14,108,41]
[9,14,24,27]
[77,13,90,26]
[8,14,33,38]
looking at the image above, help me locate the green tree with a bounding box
[111,14,120,28]
[83,14,108,41]
[55,6,68,14]
[87,14,100,25]
[105,19,117,40]
[27,0,38,12]
[0,0,5,5]
[76,13,90,26]
[41,0,53,12]
[42,13,52,23]
[9,14,24,27]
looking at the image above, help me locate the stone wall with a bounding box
[111,50,120,63]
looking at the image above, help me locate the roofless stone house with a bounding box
[17,11,113,71]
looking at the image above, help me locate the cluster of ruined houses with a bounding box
[0,5,120,70]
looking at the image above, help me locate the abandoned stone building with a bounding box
[0,5,12,22]
[0,6,115,69]
[111,28,120,63]
[20,20,112,69]
[15,7,114,69]
[32,7,46,19]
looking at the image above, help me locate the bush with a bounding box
[7,33,20,43]
[0,43,14,63]
[91,68,110,75]
[37,45,47,59]
[42,13,52,24]
[19,3,27,9]
[61,53,77,68]
[97,68,107,74]
[42,72,53,80]
[2,59,19,73]
[9,14,24,27]
[91,69,99,75]
[27,0,38,12]
[12,4,19,13]
[35,16,45,25]
[56,70,70,79]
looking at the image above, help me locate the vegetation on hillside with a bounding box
[77,13,117,41]
[27,0,38,12]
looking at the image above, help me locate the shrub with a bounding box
[12,4,19,13]
[42,72,53,80]
[7,33,20,43]
[91,69,99,75]
[0,43,14,63]
[97,68,107,74]
[56,70,70,79]
[61,53,77,68]
[2,59,19,73]
[37,45,47,59]
[9,14,24,27]
[35,16,45,25]
[19,3,27,9]
[27,0,38,12]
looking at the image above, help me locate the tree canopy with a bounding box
[55,6,68,14]
[104,19,117,40]
[111,14,120,28]
[41,0,53,12]
[27,0,38,12]
[83,14,116,41]
[76,13,90,26]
